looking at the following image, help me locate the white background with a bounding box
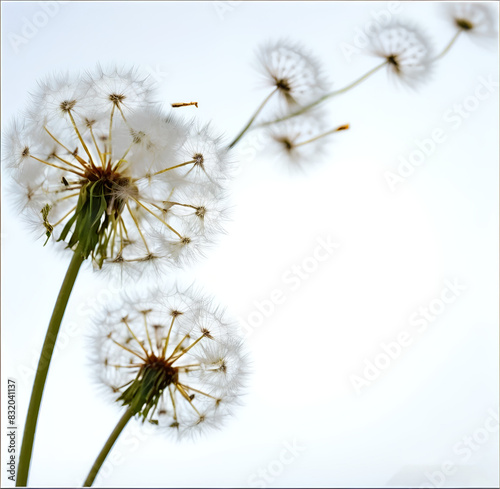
[1,1,499,488]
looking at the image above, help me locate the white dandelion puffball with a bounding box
[369,22,435,89]
[256,39,329,108]
[444,3,498,42]
[3,66,233,275]
[91,286,248,438]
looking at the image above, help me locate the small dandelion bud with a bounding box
[369,22,435,89]
[91,286,248,438]
[256,39,329,107]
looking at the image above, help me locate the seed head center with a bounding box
[145,354,179,388]
[456,18,474,30]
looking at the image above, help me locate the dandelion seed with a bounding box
[83,65,156,115]
[162,186,230,237]
[174,123,233,186]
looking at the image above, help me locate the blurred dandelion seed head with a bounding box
[369,22,435,89]
[445,2,498,42]
[256,39,330,108]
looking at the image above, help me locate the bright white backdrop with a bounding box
[1,1,499,488]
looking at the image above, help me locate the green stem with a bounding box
[16,250,84,487]
[228,87,278,149]
[257,61,388,129]
[434,29,462,60]
[83,408,135,487]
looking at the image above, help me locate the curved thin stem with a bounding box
[434,29,462,60]
[294,123,350,148]
[16,250,84,487]
[257,61,388,129]
[329,60,388,97]
[83,408,135,487]
[228,87,278,148]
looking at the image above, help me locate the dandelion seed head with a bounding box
[4,66,232,276]
[256,39,329,107]
[90,286,248,439]
[369,22,435,89]
[444,3,498,43]
[266,109,331,168]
